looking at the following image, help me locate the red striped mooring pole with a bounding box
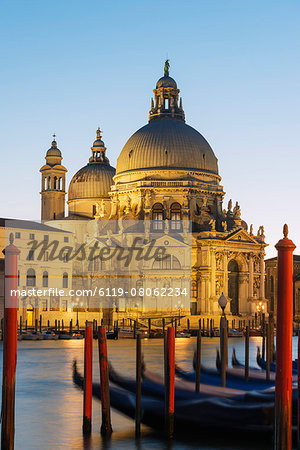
[98,326,112,436]
[275,224,295,449]
[83,325,93,435]
[1,233,20,450]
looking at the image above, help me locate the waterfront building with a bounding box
[40,62,267,320]
[265,255,300,320]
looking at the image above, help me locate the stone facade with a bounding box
[265,255,300,320]
[37,62,268,320]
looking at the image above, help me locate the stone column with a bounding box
[211,249,216,298]
[223,251,228,297]
[248,253,253,300]
[260,253,265,300]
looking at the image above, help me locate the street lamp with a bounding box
[256,301,265,326]
[175,301,184,325]
[71,298,83,330]
[218,293,228,317]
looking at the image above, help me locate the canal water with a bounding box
[0,336,298,450]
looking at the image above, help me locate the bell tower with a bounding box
[40,135,67,221]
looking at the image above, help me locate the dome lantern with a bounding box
[89,127,110,164]
[149,60,185,123]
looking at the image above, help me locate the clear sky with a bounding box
[0,0,299,258]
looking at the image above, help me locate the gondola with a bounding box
[256,347,298,375]
[176,363,275,391]
[72,360,276,438]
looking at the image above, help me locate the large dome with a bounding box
[116,117,218,175]
[68,163,115,200]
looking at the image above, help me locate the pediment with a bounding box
[225,229,259,245]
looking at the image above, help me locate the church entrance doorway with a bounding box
[228,260,239,315]
[27,305,34,327]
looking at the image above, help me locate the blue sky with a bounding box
[0,0,299,257]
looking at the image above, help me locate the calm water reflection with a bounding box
[0,336,298,449]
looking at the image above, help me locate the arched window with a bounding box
[59,177,62,190]
[44,177,47,190]
[172,256,181,269]
[152,255,181,270]
[43,271,48,287]
[170,203,181,231]
[54,176,57,189]
[26,269,36,287]
[47,176,51,189]
[152,203,164,231]
[63,272,68,288]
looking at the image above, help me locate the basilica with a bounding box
[39,62,267,319]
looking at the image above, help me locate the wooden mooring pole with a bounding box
[195,329,201,392]
[135,334,142,438]
[98,326,112,436]
[165,327,175,439]
[245,325,249,381]
[83,325,93,435]
[274,225,295,450]
[1,233,20,450]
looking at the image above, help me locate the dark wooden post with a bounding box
[274,225,295,449]
[98,326,112,436]
[19,316,22,336]
[266,322,270,381]
[297,330,300,448]
[187,318,190,332]
[262,314,266,360]
[70,319,73,333]
[55,319,57,333]
[25,319,27,331]
[174,318,177,337]
[148,318,151,338]
[210,318,213,337]
[195,329,201,392]
[165,327,175,439]
[61,319,64,331]
[58,320,60,332]
[47,319,50,328]
[1,234,20,450]
[83,325,93,435]
[245,325,249,381]
[35,319,38,333]
[39,314,42,333]
[269,312,275,362]
[162,317,165,334]
[135,334,142,438]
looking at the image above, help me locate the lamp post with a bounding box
[175,301,184,326]
[218,293,228,318]
[218,293,228,378]
[72,298,84,330]
[256,301,265,326]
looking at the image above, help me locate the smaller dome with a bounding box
[46,140,62,157]
[156,75,177,89]
[68,164,115,200]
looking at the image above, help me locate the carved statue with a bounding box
[233,201,241,218]
[164,59,170,76]
[228,199,232,212]
[209,218,216,231]
[222,221,227,232]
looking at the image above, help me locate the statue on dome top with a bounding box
[164,59,170,76]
